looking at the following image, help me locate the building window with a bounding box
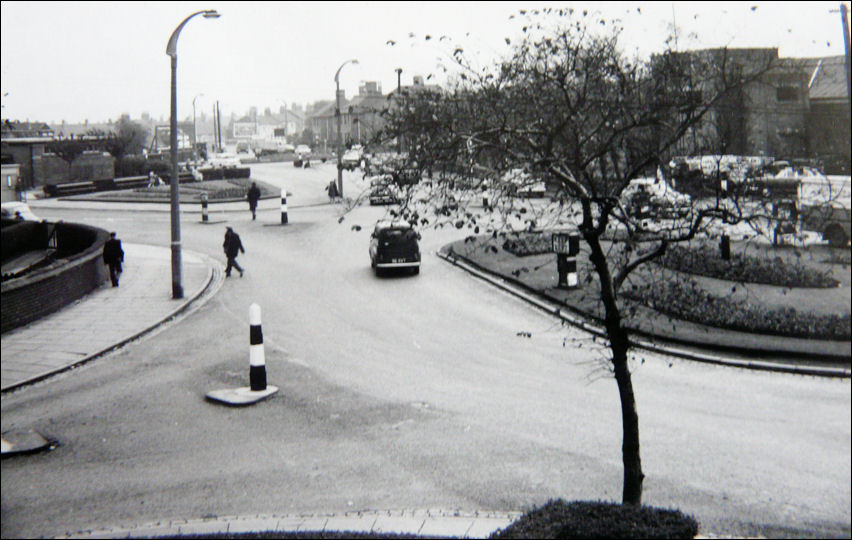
[776,86,799,102]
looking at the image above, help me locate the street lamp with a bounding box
[335,58,358,198]
[192,93,204,165]
[166,9,219,299]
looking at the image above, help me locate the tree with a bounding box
[372,8,776,505]
[108,116,150,159]
[46,138,90,165]
[297,127,315,147]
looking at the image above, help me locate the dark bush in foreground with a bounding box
[659,244,837,288]
[157,531,423,539]
[489,499,698,539]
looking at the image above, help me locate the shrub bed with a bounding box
[489,499,698,539]
[659,244,838,288]
[624,279,851,341]
[502,232,553,256]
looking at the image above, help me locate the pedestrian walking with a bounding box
[102,231,124,287]
[223,226,245,278]
[247,182,261,220]
[327,179,338,203]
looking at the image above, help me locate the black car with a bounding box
[369,220,421,275]
[368,175,397,205]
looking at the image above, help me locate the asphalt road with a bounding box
[1,162,850,539]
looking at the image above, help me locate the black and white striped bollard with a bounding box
[205,302,278,406]
[281,187,288,225]
[249,303,267,391]
[201,192,209,223]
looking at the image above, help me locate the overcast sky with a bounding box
[1,1,848,125]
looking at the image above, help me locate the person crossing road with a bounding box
[223,226,245,278]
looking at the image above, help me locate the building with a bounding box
[1,120,55,192]
[802,55,851,174]
[308,77,439,152]
[666,48,850,173]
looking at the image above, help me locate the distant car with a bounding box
[369,175,397,205]
[206,153,242,168]
[502,169,547,198]
[369,220,421,275]
[342,145,363,170]
[295,145,312,158]
[280,143,295,153]
[622,177,691,218]
[1,201,40,221]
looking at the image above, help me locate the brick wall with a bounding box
[34,152,115,187]
[1,222,109,333]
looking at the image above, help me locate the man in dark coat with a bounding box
[103,232,124,287]
[247,182,262,220]
[223,226,245,278]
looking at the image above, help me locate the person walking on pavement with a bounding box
[103,231,124,287]
[247,182,261,220]
[223,226,245,278]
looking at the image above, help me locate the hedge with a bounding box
[624,279,851,341]
[658,244,838,288]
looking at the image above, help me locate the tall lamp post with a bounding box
[192,93,204,165]
[335,58,358,198]
[166,9,219,299]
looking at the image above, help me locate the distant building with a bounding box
[1,120,55,191]
[307,77,439,152]
[802,55,851,174]
[663,48,850,173]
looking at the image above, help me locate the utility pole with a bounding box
[216,101,223,153]
[395,68,402,154]
[841,3,852,108]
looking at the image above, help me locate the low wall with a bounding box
[1,221,110,334]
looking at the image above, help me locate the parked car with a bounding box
[295,144,312,158]
[369,175,397,205]
[1,201,40,221]
[369,220,421,275]
[621,177,692,218]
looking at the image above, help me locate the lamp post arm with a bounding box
[167,10,215,56]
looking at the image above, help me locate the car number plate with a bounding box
[392,258,405,263]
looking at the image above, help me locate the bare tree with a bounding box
[371,8,777,505]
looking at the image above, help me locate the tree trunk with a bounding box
[585,231,645,506]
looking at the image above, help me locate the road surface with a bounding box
[2,162,849,538]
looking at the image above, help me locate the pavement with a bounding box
[2,194,848,538]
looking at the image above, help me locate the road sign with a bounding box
[552,232,579,256]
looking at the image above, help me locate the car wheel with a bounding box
[411,267,420,275]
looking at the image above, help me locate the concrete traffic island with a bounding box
[438,237,851,376]
[205,303,278,406]
[1,430,51,457]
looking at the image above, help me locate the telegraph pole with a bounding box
[395,68,402,154]
[841,3,851,107]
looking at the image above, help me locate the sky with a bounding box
[1,1,849,125]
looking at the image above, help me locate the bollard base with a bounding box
[200,219,227,225]
[1,430,51,456]
[205,386,278,406]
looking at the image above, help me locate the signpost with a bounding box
[552,231,580,289]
